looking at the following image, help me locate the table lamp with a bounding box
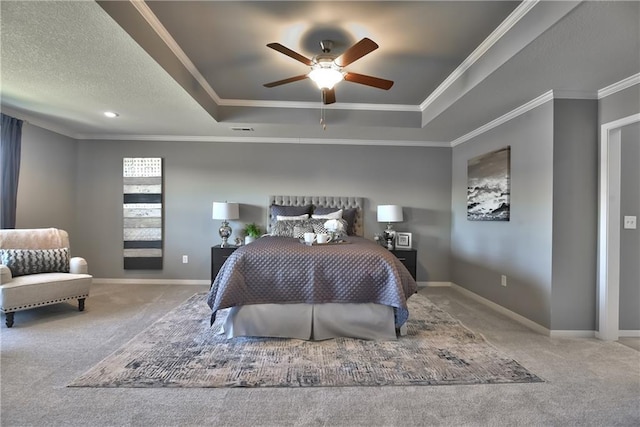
[377,205,403,249]
[212,202,240,247]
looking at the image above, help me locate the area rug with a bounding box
[68,293,542,388]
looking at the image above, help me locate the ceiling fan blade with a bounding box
[322,88,336,105]
[344,72,394,90]
[263,74,309,88]
[266,43,313,66]
[335,38,379,67]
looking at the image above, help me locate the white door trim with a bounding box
[597,113,640,340]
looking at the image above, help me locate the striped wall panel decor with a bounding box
[123,158,163,270]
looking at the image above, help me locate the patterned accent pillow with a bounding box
[271,220,306,237]
[293,224,314,239]
[0,248,70,277]
[310,221,328,234]
[270,204,313,229]
[308,218,347,235]
[312,207,358,235]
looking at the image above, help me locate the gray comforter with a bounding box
[207,236,417,327]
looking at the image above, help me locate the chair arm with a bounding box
[70,257,89,274]
[0,265,13,284]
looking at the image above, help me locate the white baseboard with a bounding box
[96,279,451,288]
[449,283,602,338]
[450,282,551,336]
[91,278,619,340]
[549,330,596,338]
[93,278,209,286]
[619,330,640,337]
[419,281,451,288]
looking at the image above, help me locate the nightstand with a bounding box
[390,248,417,280]
[211,245,238,285]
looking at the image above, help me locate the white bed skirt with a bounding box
[222,303,398,341]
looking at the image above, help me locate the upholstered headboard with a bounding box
[269,195,364,236]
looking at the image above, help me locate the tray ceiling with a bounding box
[1,1,638,144]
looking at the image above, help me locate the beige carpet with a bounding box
[68,293,542,388]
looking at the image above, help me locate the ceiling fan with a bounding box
[263,38,394,105]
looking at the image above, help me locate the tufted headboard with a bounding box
[269,195,364,236]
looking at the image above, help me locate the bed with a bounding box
[207,196,417,340]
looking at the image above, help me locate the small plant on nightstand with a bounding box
[242,223,262,244]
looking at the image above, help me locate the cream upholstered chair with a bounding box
[0,228,92,327]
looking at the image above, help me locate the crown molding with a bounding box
[598,73,640,99]
[452,72,640,148]
[76,133,448,147]
[131,1,420,114]
[219,99,419,112]
[419,0,539,112]
[553,90,597,100]
[131,0,222,105]
[450,90,554,147]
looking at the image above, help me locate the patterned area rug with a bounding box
[68,293,542,388]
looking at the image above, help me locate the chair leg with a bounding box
[5,312,14,328]
[78,298,85,312]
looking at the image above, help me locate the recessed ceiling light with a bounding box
[104,111,119,118]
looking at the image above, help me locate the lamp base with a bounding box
[218,221,232,247]
[383,223,396,250]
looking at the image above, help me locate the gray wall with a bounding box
[15,125,79,244]
[61,139,450,281]
[550,99,598,331]
[13,83,637,332]
[451,101,555,328]
[451,99,599,331]
[619,122,640,330]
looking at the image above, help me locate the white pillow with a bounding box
[312,209,342,220]
[276,214,309,221]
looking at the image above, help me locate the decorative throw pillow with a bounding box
[276,214,309,221]
[293,224,314,239]
[271,220,306,237]
[270,204,313,219]
[305,218,343,235]
[270,204,313,229]
[310,222,328,234]
[311,209,343,220]
[312,207,358,235]
[0,248,70,277]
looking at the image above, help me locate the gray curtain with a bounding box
[1,113,23,229]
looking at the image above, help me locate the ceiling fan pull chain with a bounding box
[320,95,327,130]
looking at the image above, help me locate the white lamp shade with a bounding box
[212,202,239,220]
[377,205,403,222]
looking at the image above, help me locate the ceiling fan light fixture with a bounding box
[264,37,392,104]
[308,66,344,90]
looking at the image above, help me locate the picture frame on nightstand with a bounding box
[395,232,412,249]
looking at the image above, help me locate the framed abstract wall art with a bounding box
[467,146,510,221]
[123,157,163,269]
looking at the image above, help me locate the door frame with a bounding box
[598,113,640,340]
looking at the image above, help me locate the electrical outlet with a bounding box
[182,255,188,264]
[501,275,507,287]
[624,216,637,229]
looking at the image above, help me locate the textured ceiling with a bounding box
[1,1,638,144]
